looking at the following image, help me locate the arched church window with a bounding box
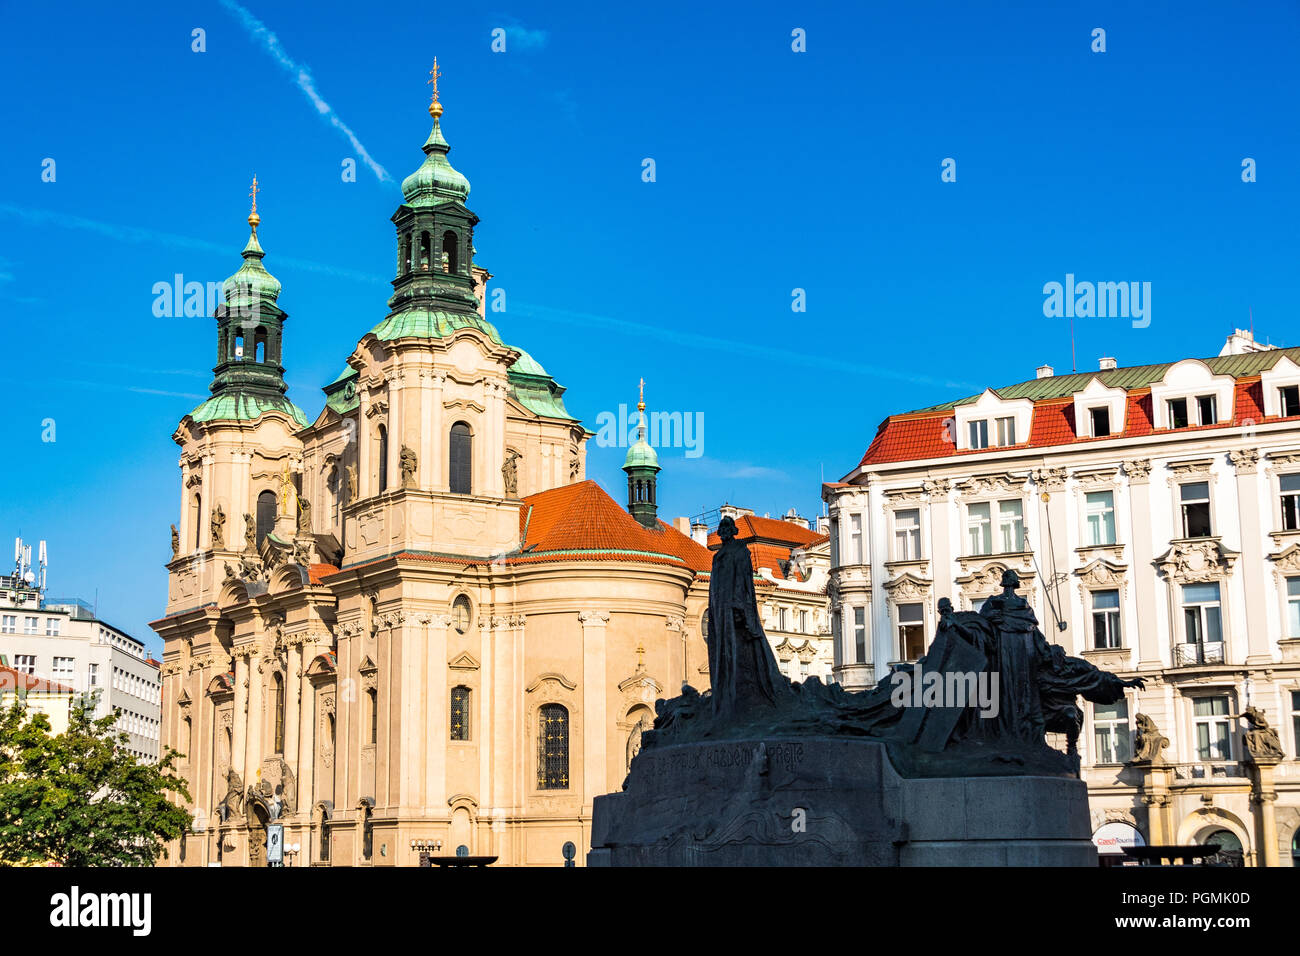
[442,231,459,274]
[256,490,277,548]
[378,424,389,494]
[450,686,471,741]
[254,327,267,363]
[233,330,245,361]
[452,594,472,634]
[420,231,431,271]
[191,492,203,550]
[537,704,569,790]
[272,672,285,754]
[449,422,472,494]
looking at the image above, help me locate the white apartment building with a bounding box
[0,573,161,762]
[823,331,1300,866]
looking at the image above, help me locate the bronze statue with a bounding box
[170,524,179,558]
[1237,706,1285,762]
[705,516,791,719]
[502,449,520,496]
[210,505,226,549]
[399,445,418,488]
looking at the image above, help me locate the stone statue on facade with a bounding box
[502,449,520,497]
[1237,706,1285,762]
[170,524,179,558]
[243,512,257,554]
[346,462,359,501]
[210,505,226,550]
[218,769,245,821]
[297,497,312,535]
[1131,713,1170,763]
[400,446,418,488]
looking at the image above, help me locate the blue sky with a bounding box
[1,0,1297,652]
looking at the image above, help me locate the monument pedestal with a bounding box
[589,736,1097,867]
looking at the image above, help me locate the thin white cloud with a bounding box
[0,204,386,284]
[218,0,392,183]
[499,16,549,50]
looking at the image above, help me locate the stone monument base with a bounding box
[588,736,1097,867]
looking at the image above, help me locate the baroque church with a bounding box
[153,71,715,866]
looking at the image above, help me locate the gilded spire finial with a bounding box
[428,58,443,118]
[248,175,261,231]
[638,377,645,412]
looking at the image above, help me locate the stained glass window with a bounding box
[538,704,569,790]
[450,686,471,741]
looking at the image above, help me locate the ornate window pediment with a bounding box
[448,651,480,671]
[957,472,1027,501]
[882,571,933,603]
[526,672,576,693]
[1156,538,1238,583]
[1076,558,1128,591]
[1267,542,1300,574]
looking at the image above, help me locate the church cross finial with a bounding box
[638,377,645,412]
[428,58,443,117]
[248,175,261,231]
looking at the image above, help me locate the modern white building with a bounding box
[823,331,1300,866]
[0,547,161,762]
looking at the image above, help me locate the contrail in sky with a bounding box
[218,0,392,183]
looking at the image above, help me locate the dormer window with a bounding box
[1196,395,1217,425]
[1151,360,1234,430]
[1281,385,1300,417]
[1167,398,1188,428]
[1090,407,1111,437]
[968,420,989,449]
[995,416,1016,446]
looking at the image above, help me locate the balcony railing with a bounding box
[1172,760,1248,782]
[1172,641,1225,667]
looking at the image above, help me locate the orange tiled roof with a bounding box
[706,515,823,549]
[0,665,75,696]
[308,563,340,584]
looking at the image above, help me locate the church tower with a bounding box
[623,380,660,529]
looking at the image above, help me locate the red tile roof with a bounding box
[308,563,340,584]
[706,515,824,549]
[0,665,75,696]
[856,372,1290,469]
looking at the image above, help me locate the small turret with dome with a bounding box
[375,60,502,344]
[189,178,308,428]
[623,379,661,528]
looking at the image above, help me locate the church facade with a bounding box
[152,78,714,866]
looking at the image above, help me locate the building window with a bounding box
[449,422,472,494]
[894,509,921,560]
[52,657,74,681]
[537,704,569,789]
[23,617,37,635]
[966,502,992,555]
[191,491,202,549]
[1093,700,1131,764]
[1091,590,1122,649]
[273,672,285,754]
[1196,395,1217,425]
[327,465,341,526]
[848,513,863,564]
[1193,696,1231,760]
[1179,482,1212,538]
[778,607,788,631]
[800,660,810,679]
[853,607,867,664]
[367,688,378,745]
[998,500,1024,553]
[13,655,35,675]
[1089,406,1111,438]
[255,490,277,548]
[1287,578,1300,637]
[1167,397,1189,428]
[450,686,471,741]
[452,595,472,635]
[1291,692,1300,758]
[995,416,1016,446]
[897,603,925,662]
[45,618,61,636]
[1086,491,1116,546]
[968,419,989,450]
[1281,385,1300,418]
[88,664,98,686]
[1181,583,1223,662]
[798,609,808,633]
[1280,474,1300,531]
[1,615,14,634]
[377,424,389,494]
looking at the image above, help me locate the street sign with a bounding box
[267,824,284,864]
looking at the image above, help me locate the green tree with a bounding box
[0,699,191,866]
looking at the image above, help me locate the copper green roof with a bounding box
[223,230,282,303]
[401,118,471,208]
[912,346,1300,413]
[623,439,659,469]
[323,366,359,416]
[189,392,309,429]
[508,348,578,421]
[369,309,503,343]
